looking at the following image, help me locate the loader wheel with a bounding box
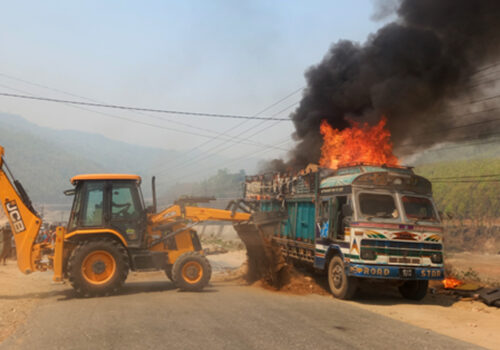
[67,239,129,297]
[328,256,358,300]
[164,264,173,281]
[172,252,211,291]
[398,280,428,301]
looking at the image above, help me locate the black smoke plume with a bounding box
[283,0,500,169]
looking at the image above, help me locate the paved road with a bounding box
[1,279,481,350]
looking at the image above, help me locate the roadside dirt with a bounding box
[351,284,500,350]
[0,260,63,343]
[446,252,500,286]
[1,251,499,349]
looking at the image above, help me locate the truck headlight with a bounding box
[430,253,442,264]
[361,249,377,260]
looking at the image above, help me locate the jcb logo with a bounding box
[6,200,25,233]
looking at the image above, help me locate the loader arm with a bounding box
[0,146,42,274]
[149,204,251,225]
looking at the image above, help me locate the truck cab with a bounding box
[317,165,444,292]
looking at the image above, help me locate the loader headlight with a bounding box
[430,253,442,264]
[361,249,377,260]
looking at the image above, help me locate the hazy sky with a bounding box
[0,1,387,163]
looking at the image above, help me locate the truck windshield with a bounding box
[402,196,438,222]
[359,193,398,219]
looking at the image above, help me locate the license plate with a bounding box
[400,268,415,278]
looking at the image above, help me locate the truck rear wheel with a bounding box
[398,280,428,301]
[172,252,211,291]
[67,239,129,297]
[328,256,358,300]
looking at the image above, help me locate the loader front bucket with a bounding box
[234,211,287,287]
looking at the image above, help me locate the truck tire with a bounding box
[328,256,358,300]
[67,238,129,297]
[172,252,211,291]
[164,264,173,281]
[398,280,428,301]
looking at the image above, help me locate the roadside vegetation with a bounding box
[415,158,500,253]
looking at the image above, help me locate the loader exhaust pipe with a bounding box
[152,176,157,214]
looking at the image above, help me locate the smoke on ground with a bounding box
[275,0,500,170]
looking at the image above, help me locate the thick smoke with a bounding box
[284,0,500,170]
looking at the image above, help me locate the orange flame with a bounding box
[319,117,399,169]
[443,277,463,289]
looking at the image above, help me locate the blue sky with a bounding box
[0,0,388,162]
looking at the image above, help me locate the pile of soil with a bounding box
[252,266,330,296]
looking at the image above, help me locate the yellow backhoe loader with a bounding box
[0,145,253,296]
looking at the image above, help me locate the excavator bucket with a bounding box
[233,211,288,287]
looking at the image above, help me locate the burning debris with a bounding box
[443,277,464,290]
[271,0,500,170]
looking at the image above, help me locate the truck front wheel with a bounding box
[328,256,358,300]
[398,280,428,301]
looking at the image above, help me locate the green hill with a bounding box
[0,114,260,206]
[415,158,500,253]
[415,159,500,220]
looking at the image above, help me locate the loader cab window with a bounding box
[80,182,105,227]
[111,183,140,219]
[110,181,144,242]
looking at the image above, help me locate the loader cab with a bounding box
[67,174,146,248]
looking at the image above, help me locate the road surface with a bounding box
[0,278,480,350]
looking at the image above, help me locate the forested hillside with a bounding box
[415,159,500,222]
[415,158,500,253]
[0,114,260,205]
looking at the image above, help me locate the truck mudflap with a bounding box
[233,211,287,286]
[347,263,444,280]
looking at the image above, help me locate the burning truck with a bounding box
[234,118,444,300]
[235,162,444,300]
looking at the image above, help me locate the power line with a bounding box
[430,137,500,152]
[428,174,500,180]
[0,83,296,152]
[157,137,293,184]
[431,180,500,183]
[409,115,500,139]
[0,83,290,148]
[152,87,303,172]
[0,74,301,151]
[0,91,292,121]
[159,100,299,175]
[448,91,500,108]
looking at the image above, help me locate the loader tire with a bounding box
[328,256,358,300]
[67,239,129,297]
[164,264,173,281]
[172,252,211,291]
[398,280,428,301]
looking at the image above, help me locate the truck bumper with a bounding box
[346,263,444,280]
